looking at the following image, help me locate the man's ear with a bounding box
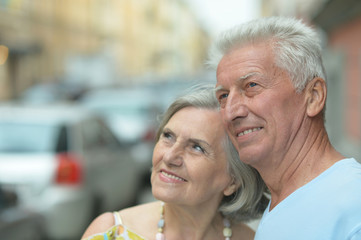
[305,77,327,117]
[223,179,241,196]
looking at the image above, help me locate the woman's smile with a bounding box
[159,169,187,183]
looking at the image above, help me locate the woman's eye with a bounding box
[162,131,172,140]
[192,144,205,153]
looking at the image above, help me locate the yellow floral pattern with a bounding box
[82,224,145,240]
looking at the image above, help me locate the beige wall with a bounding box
[261,0,324,19]
[0,0,210,99]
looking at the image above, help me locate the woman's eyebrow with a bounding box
[189,138,211,148]
[161,127,175,137]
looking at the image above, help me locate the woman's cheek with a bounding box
[152,142,163,166]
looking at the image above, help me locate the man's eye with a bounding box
[218,93,228,103]
[216,93,228,108]
[219,93,228,99]
[248,82,258,88]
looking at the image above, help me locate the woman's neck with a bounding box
[161,202,225,240]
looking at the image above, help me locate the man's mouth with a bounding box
[161,170,186,182]
[237,127,263,137]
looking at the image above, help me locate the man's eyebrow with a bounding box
[239,72,259,81]
[215,72,259,92]
[215,85,224,92]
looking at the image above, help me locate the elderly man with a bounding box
[209,16,361,239]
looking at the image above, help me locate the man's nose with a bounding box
[163,143,184,167]
[223,92,249,122]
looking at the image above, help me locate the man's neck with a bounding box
[260,127,344,211]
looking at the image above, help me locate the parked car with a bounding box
[79,87,161,180]
[0,184,46,240]
[19,81,87,104]
[80,87,160,144]
[0,104,142,240]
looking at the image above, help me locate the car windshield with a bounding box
[84,99,152,115]
[95,105,149,117]
[0,122,58,153]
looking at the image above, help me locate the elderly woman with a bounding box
[82,85,268,240]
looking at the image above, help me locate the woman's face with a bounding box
[151,107,236,206]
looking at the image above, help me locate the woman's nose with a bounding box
[162,143,183,167]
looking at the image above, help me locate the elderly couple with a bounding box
[82,17,361,240]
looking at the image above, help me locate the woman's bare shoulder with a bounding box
[120,201,161,226]
[120,201,160,216]
[119,201,161,238]
[82,202,161,239]
[81,212,115,239]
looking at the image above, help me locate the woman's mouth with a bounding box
[160,170,186,182]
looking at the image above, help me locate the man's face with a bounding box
[215,42,307,169]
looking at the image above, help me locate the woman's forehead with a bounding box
[167,107,225,139]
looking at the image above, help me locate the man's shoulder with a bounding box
[336,158,361,175]
[328,158,361,173]
[326,158,361,204]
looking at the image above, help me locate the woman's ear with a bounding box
[223,179,241,196]
[305,77,327,117]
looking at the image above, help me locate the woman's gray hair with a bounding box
[207,16,326,92]
[155,84,268,222]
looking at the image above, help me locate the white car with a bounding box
[0,184,46,240]
[0,104,142,240]
[80,87,160,180]
[80,87,160,144]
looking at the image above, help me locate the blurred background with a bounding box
[0,0,360,239]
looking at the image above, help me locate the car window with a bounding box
[55,125,69,153]
[81,119,122,150]
[0,186,17,210]
[0,122,58,152]
[0,187,6,210]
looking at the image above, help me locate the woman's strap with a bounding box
[113,211,123,225]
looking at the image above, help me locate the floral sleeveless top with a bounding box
[82,212,146,240]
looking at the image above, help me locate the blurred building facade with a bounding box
[261,0,361,159]
[261,0,325,19]
[0,0,210,100]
